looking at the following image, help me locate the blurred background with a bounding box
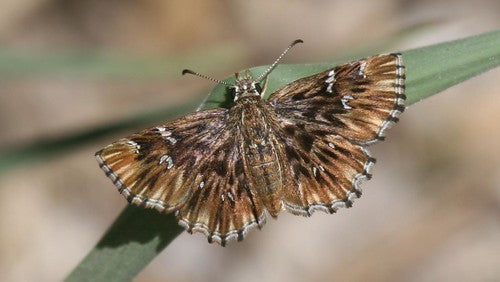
[1,0,499,281]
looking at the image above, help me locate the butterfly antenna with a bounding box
[256,39,304,82]
[182,69,231,86]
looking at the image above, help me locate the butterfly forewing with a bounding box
[96,109,230,211]
[269,53,405,144]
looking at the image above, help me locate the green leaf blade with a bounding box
[403,30,500,104]
[66,207,183,282]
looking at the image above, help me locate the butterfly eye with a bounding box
[230,85,239,93]
[254,83,262,93]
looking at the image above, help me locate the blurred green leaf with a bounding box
[66,30,500,281]
[0,43,245,79]
[0,100,199,175]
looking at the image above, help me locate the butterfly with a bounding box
[96,39,405,246]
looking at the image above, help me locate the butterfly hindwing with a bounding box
[176,132,266,245]
[269,53,405,144]
[271,118,374,215]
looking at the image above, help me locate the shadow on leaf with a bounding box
[96,205,183,251]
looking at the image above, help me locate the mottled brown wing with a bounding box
[267,54,404,215]
[96,108,265,245]
[270,117,374,215]
[269,53,405,145]
[96,109,228,212]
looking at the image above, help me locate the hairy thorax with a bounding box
[230,97,283,216]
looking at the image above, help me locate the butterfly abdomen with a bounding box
[234,98,284,217]
[244,144,283,217]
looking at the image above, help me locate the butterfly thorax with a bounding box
[231,97,284,217]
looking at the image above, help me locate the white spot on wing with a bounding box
[341,95,354,110]
[199,181,205,188]
[326,69,336,93]
[157,127,173,138]
[327,84,333,93]
[126,140,138,146]
[227,192,234,202]
[159,155,174,169]
[358,61,367,77]
[126,140,140,153]
[326,70,336,83]
[328,142,335,149]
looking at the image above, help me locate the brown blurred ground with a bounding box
[0,0,499,281]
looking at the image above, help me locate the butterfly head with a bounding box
[231,70,263,101]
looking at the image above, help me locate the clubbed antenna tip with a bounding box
[182,69,194,75]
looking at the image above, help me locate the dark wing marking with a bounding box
[269,53,405,145]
